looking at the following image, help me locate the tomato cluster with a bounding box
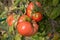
[6,1,43,37]
[26,2,42,22]
[17,15,39,36]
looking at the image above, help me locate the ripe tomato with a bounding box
[26,2,41,17]
[32,12,43,22]
[6,14,15,26]
[17,21,38,36]
[18,15,31,24]
[17,22,33,36]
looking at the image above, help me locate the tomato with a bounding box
[17,22,33,36]
[17,21,38,36]
[18,15,31,23]
[32,12,42,22]
[26,2,41,17]
[32,21,38,34]
[6,14,15,26]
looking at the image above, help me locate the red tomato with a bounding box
[32,12,43,22]
[7,14,15,26]
[18,15,27,23]
[18,15,31,23]
[26,2,34,17]
[32,21,38,34]
[17,22,33,36]
[17,21,38,36]
[26,2,41,17]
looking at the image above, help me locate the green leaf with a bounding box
[39,37,45,40]
[44,6,53,17]
[49,5,60,19]
[14,34,21,40]
[53,0,59,6]
[14,0,20,6]
[2,33,8,40]
[31,34,40,40]
[0,10,8,18]
[0,21,8,31]
[0,2,5,14]
[8,26,14,33]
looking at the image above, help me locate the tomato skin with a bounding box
[32,12,43,22]
[17,22,33,36]
[7,14,15,26]
[26,2,41,17]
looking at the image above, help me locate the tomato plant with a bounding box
[0,0,60,40]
